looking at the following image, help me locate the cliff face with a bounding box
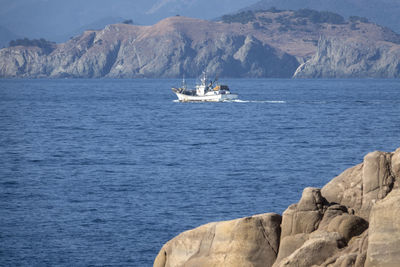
[0,17,299,78]
[1,9,400,78]
[154,147,400,267]
[293,37,400,78]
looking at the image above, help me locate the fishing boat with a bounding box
[172,72,238,102]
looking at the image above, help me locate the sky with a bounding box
[0,0,259,42]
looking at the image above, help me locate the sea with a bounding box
[0,78,399,266]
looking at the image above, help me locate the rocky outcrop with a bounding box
[280,187,328,239]
[155,147,400,267]
[274,231,346,267]
[154,213,282,267]
[366,189,400,267]
[321,149,398,219]
[273,187,368,267]
[293,37,400,78]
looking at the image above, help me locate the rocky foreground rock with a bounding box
[154,147,400,267]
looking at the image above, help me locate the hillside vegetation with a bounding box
[8,38,56,54]
[243,0,400,34]
[221,8,346,25]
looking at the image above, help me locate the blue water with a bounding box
[0,79,399,266]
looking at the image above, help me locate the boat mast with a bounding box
[196,71,208,96]
[201,71,207,86]
[182,75,187,90]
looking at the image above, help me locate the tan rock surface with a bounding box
[314,231,368,267]
[274,233,309,264]
[327,214,368,243]
[322,150,397,219]
[365,189,400,267]
[318,204,349,230]
[281,187,327,239]
[361,151,394,217]
[391,148,400,186]
[154,213,281,267]
[321,164,363,213]
[273,231,345,267]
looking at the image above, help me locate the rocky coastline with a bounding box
[1,9,400,79]
[154,147,400,267]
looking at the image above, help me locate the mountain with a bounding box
[0,0,257,42]
[60,17,126,42]
[1,9,399,78]
[243,0,400,33]
[0,16,299,78]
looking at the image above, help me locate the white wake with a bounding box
[230,99,287,104]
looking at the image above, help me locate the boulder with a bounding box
[276,208,367,266]
[273,231,345,267]
[322,150,397,219]
[317,231,369,267]
[321,164,363,215]
[361,151,394,217]
[154,147,400,267]
[318,204,349,230]
[154,213,281,267]
[327,214,368,243]
[280,187,327,239]
[274,233,309,264]
[366,189,400,267]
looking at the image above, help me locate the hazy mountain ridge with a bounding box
[243,0,400,34]
[1,0,398,43]
[1,9,399,78]
[0,0,253,42]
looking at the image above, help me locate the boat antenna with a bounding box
[213,73,219,84]
[201,71,207,86]
[182,75,187,90]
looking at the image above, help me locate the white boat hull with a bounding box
[175,92,238,102]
